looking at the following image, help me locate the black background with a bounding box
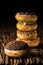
[0,0,43,31]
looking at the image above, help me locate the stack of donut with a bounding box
[15,12,40,47]
[4,12,40,58]
[4,12,41,65]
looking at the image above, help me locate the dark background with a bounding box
[0,0,43,32]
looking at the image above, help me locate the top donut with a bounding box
[15,12,38,22]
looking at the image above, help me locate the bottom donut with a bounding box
[4,41,29,57]
[4,49,28,57]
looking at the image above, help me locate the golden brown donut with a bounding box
[15,12,38,22]
[4,49,28,57]
[16,22,38,31]
[17,30,38,40]
[16,37,40,47]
